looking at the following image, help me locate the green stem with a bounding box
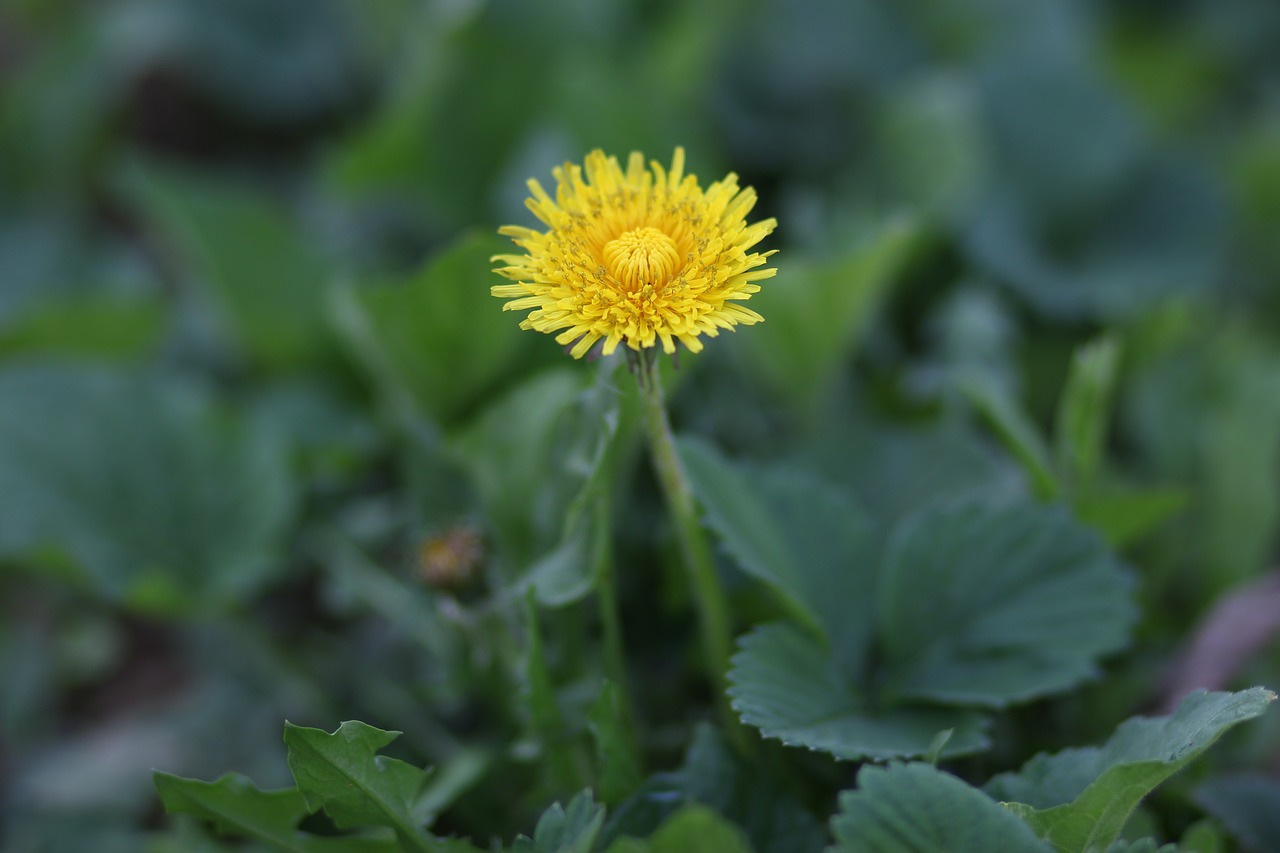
[633,351,744,748]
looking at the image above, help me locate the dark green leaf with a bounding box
[679,438,877,671]
[878,502,1135,707]
[987,689,1275,853]
[729,623,989,761]
[830,762,1051,852]
[678,725,825,853]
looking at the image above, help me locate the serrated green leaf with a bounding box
[729,623,989,761]
[283,720,436,853]
[987,689,1276,853]
[153,773,308,850]
[830,762,1051,853]
[513,791,605,853]
[878,502,1135,707]
[121,160,333,371]
[962,374,1060,500]
[1193,775,1280,853]
[0,364,295,612]
[679,438,877,671]
[153,772,398,853]
[588,681,643,807]
[1055,336,1122,492]
[332,231,533,427]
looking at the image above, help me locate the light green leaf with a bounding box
[457,360,625,604]
[332,231,534,427]
[513,791,605,853]
[1096,840,1179,853]
[987,689,1276,853]
[878,502,1135,707]
[1177,819,1226,853]
[588,681,643,807]
[679,438,877,671]
[729,623,989,761]
[283,720,436,853]
[452,369,583,566]
[644,806,755,853]
[153,772,397,853]
[1055,335,1122,492]
[122,161,333,371]
[1193,775,1280,853]
[739,218,921,406]
[0,364,296,612]
[520,596,578,792]
[1074,486,1189,548]
[830,762,1051,853]
[962,374,1059,500]
[0,296,164,359]
[410,749,492,828]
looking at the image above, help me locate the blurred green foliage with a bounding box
[4,0,1280,850]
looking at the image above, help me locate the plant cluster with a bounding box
[4,1,1280,852]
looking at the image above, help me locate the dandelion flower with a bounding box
[492,147,777,359]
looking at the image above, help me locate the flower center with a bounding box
[602,227,680,292]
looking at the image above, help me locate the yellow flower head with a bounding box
[491,147,777,359]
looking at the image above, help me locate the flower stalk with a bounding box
[631,350,743,744]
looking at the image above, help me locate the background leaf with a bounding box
[738,218,921,407]
[0,364,296,611]
[123,161,335,371]
[1193,775,1280,853]
[1055,335,1122,493]
[333,231,536,427]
